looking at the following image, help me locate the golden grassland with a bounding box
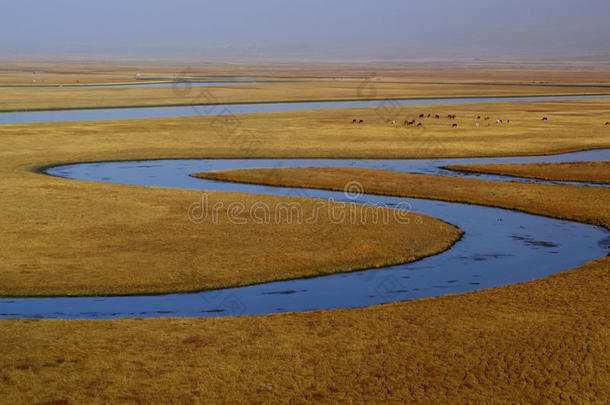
[0,257,607,404]
[3,60,610,84]
[3,81,610,112]
[0,131,461,297]
[447,160,610,183]
[0,176,458,297]
[2,98,609,159]
[194,166,610,228]
[3,62,610,111]
[2,165,609,403]
[0,91,610,402]
[0,98,609,296]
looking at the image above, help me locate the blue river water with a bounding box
[1,94,609,124]
[0,149,607,319]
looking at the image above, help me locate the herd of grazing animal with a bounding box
[350,112,470,128]
[391,112,460,128]
[352,115,610,128]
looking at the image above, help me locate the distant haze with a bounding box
[2,0,609,61]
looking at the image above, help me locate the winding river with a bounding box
[0,95,608,319]
[1,94,609,124]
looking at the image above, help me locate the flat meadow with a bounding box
[0,62,609,403]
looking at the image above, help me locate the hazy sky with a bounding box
[1,0,609,60]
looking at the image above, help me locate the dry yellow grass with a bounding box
[0,141,461,298]
[1,175,608,403]
[0,177,459,297]
[446,160,610,183]
[3,81,610,112]
[1,99,610,296]
[3,98,610,159]
[194,166,610,228]
[1,76,610,403]
[3,62,610,111]
[3,60,610,84]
